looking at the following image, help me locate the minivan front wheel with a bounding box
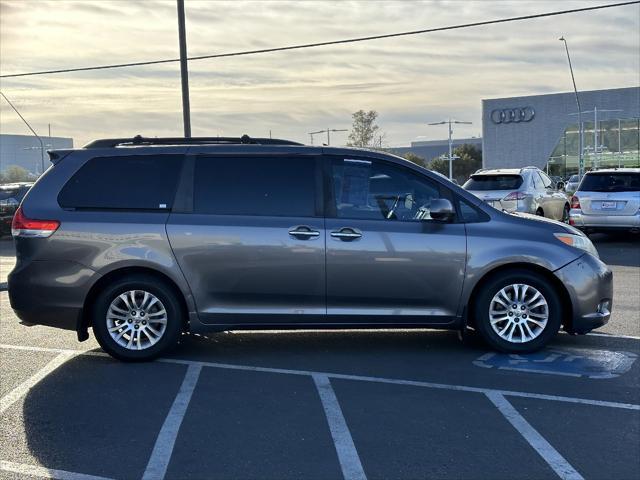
[92,275,182,361]
[474,271,561,353]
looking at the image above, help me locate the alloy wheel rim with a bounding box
[106,290,167,350]
[488,283,548,343]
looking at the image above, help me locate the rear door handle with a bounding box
[288,226,320,239]
[330,227,362,240]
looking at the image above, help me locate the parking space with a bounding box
[1,322,639,480]
[0,234,638,480]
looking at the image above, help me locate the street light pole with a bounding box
[308,128,347,146]
[428,118,472,180]
[559,36,583,178]
[177,0,191,137]
[1,91,45,174]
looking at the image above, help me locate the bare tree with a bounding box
[346,110,380,148]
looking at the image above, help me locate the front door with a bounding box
[167,154,326,325]
[325,157,467,324]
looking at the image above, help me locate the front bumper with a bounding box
[8,259,98,332]
[570,209,640,229]
[554,253,613,334]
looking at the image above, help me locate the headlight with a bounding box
[554,233,599,258]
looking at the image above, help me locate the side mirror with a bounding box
[429,198,455,222]
[556,181,565,190]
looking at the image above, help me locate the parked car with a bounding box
[9,136,612,361]
[0,182,33,237]
[569,168,640,234]
[462,167,570,222]
[564,175,580,195]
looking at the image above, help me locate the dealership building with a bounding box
[482,86,640,177]
[0,134,74,176]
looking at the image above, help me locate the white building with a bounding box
[1,134,74,175]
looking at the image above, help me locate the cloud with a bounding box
[0,0,638,146]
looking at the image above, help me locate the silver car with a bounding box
[463,167,570,222]
[8,136,612,361]
[569,168,640,233]
[564,174,580,196]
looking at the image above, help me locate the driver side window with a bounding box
[331,158,447,221]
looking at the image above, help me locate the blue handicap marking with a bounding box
[473,347,637,379]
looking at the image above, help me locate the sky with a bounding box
[0,0,639,148]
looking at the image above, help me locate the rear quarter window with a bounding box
[58,155,183,210]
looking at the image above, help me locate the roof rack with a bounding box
[83,134,303,149]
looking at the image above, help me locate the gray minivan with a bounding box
[8,136,613,361]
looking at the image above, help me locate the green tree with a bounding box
[403,152,426,167]
[428,144,482,184]
[347,110,380,148]
[2,165,31,183]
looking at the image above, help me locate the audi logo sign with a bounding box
[490,107,535,124]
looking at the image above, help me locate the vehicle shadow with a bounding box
[590,232,640,267]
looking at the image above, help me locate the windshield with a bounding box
[578,172,640,192]
[568,175,579,182]
[463,175,523,191]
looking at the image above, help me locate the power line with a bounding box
[1,1,637,79]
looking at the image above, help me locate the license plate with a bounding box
[601,201,617,209]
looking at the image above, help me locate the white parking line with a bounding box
[0,460,115,480]
[1,343,639,412]
[141,363,202,480]
[584,332,640,340]
[313,374,367,480]
[486,392,584,480]
[0,351,76,415]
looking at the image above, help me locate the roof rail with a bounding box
[520,166,539,170]
[83,134,303,149]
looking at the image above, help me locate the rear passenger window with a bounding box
[59,155,183,210]
[194,156,317,217]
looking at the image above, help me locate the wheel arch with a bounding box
[79,266,190,340]
[466,262,573,331]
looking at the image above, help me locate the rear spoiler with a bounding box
[47,149,74,165]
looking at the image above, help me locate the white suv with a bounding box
[569,168,640,234]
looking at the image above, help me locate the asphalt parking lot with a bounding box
[0,234,638,480]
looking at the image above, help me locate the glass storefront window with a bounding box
[546,118,640,178]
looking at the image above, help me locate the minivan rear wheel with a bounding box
[92,275,182,361]
[473,270,561,353]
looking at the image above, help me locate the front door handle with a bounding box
[288,226,320,239]
[330,227,362,240]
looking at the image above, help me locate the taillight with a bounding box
[503,191,527,201]
[11,206,59,238]
[570,195,581,210]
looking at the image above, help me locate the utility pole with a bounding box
[428,118,472,180]
[559,37,583,178]
[1,91,45,174]
[177,0,191,137]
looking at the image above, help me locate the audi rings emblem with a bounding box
[490,107,535,124]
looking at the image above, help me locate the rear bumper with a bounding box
[554,253,613,334]
[8,260,98,332]
[570,210,640,229]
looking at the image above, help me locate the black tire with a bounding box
[535,208,544,217]
[473,270,562,353]
[92,274,183,361]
